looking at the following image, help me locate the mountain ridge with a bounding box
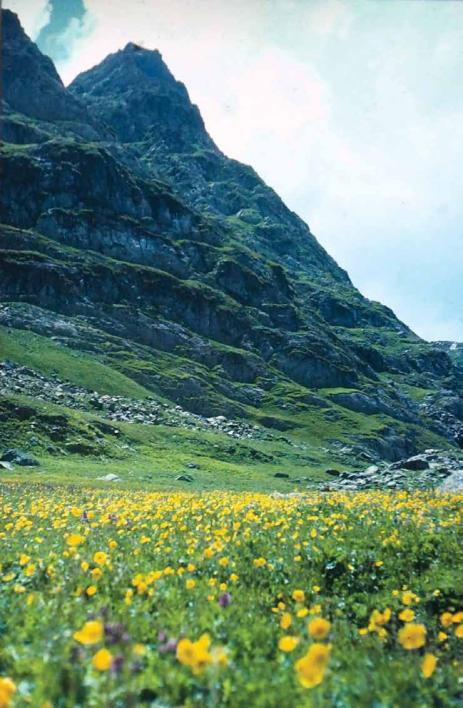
[1,9,462,484]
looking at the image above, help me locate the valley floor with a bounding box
[0,483,462,707]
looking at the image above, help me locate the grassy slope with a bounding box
[0,324,451,492]
[0,326,150,398]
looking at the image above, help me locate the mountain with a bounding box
[1,9,462,485]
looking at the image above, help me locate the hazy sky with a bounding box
[6,0,463,341]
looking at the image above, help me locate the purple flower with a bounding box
[219,592,232,608]
[111,655,124,675]
[104,622,130,644]
[159,638,178,653]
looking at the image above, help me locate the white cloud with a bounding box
[308,0,353,37]
[6,0,51,38]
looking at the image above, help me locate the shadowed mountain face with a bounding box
[1,8,462,463]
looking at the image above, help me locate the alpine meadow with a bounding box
[0,3,462,707]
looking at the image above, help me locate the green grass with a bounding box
[0,326,150,398]
[0,390,330,492]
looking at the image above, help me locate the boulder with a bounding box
[274,472,289,478]
[365,465,380,475]
[440,471,463,492]
[1,448,39,466]
[390,456,429,471]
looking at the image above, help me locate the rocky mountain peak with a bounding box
[1,8,462,467]
[69,44,214,149]
[1,9,91,127]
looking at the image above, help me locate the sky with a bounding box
[5,0,463,342]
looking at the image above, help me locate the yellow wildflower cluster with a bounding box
[0,485,461,705]
[177,633,227,674]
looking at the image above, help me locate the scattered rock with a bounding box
[176,474,194,482]
[270,491,302,499]
[1,448,40,466]
[97,473,120,481]
[390,455,429,471]
[0,361,276,444]
[319,450,463,492]
[440,471,463,492]
[0,460,14,470]
[274,472,289,478]
[365,465,380,475]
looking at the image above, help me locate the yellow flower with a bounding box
[24,564,36,577]
[297,608,309,618]
[280,612,292,630]
[292,589,305,603]
[295,643,331,689]
[81,561,89,572]
[399,608,415,622]
[0,677,16,708]
[440,612,454,628]
[133,643,146,656]
[73,620,104,645]
[455,624,463,639]
[398,623,426,650]
[176,634,212,675]
[185,579,196,590]
[93,551,107,566]
[86,585,97,597]
[369,608,391,628]
[92,648,113,671]
[453,611,463,623]
[278,635,299,652]
[421,653,437,679]
[253,558,266,568]
[402,591,419,606]
[218,557,229,567]
[19,554,30,566]
[438,631,448,642]
[67,534,84,547]
[308,618,331,640]
[177,639,195,665]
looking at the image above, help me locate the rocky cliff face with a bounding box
[1,9,462,464]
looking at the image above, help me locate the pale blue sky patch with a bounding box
[36,0,88,63]
[5,0,463,341]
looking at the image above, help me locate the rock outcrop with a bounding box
[1,9,462,464]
